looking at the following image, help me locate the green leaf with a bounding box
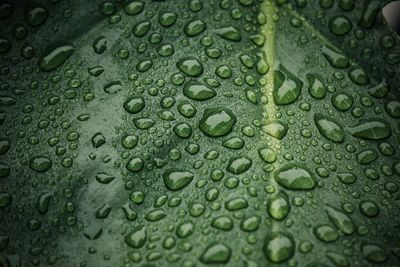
[0,0,399,266]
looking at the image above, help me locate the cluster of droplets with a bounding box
[0,0,400,266]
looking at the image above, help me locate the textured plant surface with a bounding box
[0,0,400,266]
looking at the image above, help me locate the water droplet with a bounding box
[176,57,203,77]
[211,216,233,231]
[176,221,194,238]
[258,148,277,163]
[163,169,194,191]
[0,138,10,155]
[200,242,231,264]
[325,206,354,234]
[329,16,352,35]
[189,202,205,217]
[24,2,48,26]
[385,101,400,118]
[184,19,206,37]
[95,172,115,184]
[215,26,241,42]
[122,135,138,149]
[0,163,10,178]
[133,118,155,129]
[321,45,349,68]
[173,122,192,138]
[245,88,258,104]
[332,93,353,111]
[132,20,151,37]
[0,96,16,106]
[88,65,104,77]
[326,252,349,267]
[158,43,175,57]
[136,59,153,72]
[240,215,261,232]
[178,102,197,118]
[29,156,52,172]
[227,156,252,175]
[183,80,216,101]
[314,113,345,143]
[274,164,316,190]
[125,225,147,248]
[39,44,74,71]
[123,96,145,114]
[92,36,107,54]
[145,209,166,221]
[307,73,326,99]
[215,65,232,79]
[267,191,290,220]
[263,121,288,140]
[349,119,391,140]
[359,1,380,29]
[314,225,339,242]
[91,132,105,148]
[359,201,379,217]
[348,68,370,85]
[356,149,377,165]
[225,197,248,211]
[123,1,144,15]
[0,192,12,208]
[263,232,295,263]
[337,172,357,184]
[126,157,144,172]
[95,203,111,219]
[273,66,302,105]
[368,79,389,98]
[362,243,387,263]
[199,108,236,137]
[159,12,177,27]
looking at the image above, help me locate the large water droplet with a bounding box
[273,66,302,105]
[183,80,216,101]
[267,191,290,220]
[307,73,326,99]
[349,119,391,140]
[226,156,252,175]
[362,243,387,263]
[321,45,349,68]
[200,242,232,264]
[263,121,288,140]
[123,1,144,15]
[125,225,146,248]
[163,169,194,191]
[29,156,52,172]
[126,157,144,172]
[211,216,233,231]
[184,19,206,37]
[263,232,295,263]
[325,206,354,235]
[215,26,241,42]
[314,113,345,143]
[24,2,48,26]
[176,57,203,77]
[332,92,353,111]
[123,96,145,114]
[39,44,74,71]
[158,11,177,27]
[274,164,316,190]
[314,225,339,242]
[199,108,236,137]
[176,221,194,238]
[0,192,12,208]
[329,16,352,35]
